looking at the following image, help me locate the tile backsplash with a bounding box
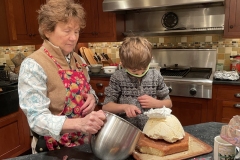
[0,45,35,67]
[1,34,240,71]
[89,34,240,71]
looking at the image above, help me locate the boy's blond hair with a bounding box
[119,36,152,69]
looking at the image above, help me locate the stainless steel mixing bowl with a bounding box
[90,111,141,160]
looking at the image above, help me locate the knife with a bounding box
[103,53,114,64]
[95,52,102,61]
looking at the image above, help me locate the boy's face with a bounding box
[126,65,150,78]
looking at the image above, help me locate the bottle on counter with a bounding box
[230,55,240,73]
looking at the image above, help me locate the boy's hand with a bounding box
[124,104,141,117]
[138,95,157,109]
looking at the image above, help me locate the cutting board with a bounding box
[133,132,212,160]
[82,47,97,65]
[79,47,90,65]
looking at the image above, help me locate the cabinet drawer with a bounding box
[90,80,109,92]
[216,100,240,123]
[216,87,240,100]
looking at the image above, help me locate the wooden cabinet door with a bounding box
[95,0,115,39]
[224,0,240,38]
[213,84,240,123]
[170,96,209,126]
[0,109,31,159]
[216,99,240,123]
[79,0,97,39]
[24,0,45,41]
[78,0,123,42]
[5,0,45,45]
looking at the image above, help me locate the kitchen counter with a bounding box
[5,122,225,160]
[213,79,240,85]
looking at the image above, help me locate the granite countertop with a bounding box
[5,122,225,160]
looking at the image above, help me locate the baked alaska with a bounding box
[136,107,189,157]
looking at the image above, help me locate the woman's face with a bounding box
[45,18,80,56]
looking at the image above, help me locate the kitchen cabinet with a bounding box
[0,109,31,159]
[224,0,240,38]
[78,0,125,42]
[213,84,240,123]
[170,96,213,126]
[4,0,45,45]
[90,77,109,111]
[0,0,10,45]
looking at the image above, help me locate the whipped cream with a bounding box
[144,106,172,119]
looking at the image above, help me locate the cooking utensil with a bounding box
[103,53,114,64]
[90,111,141,160]
[95,52,102,62]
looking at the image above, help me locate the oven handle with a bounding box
[234,93,240,98]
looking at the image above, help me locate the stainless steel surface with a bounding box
[124,6,224,36]
[102,0,224,12]
[90,111,141,160]
[152,49,217,99]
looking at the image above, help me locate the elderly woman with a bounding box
[18,0,105,153]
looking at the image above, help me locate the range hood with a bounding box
[102,0,224,12]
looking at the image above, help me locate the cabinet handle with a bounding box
[91,32,95,35]
[29,34,32,36]
[96,83,103,87]
[234,93,240,98]
[95,32,98,35]
[230,25,234,29]
[234,104,240,108]
[97,93,104,97]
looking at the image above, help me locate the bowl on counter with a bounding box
[90,111,141,160]
[103,66,118,74]
[88,64,102,74]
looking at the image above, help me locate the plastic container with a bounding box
[230,55,240,72]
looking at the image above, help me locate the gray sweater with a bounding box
[103,68,170,130]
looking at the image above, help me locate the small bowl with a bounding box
[88,64,102,73]
[103,66,117,74]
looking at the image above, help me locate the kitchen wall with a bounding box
[1,34,240,71]
[0,45,35,69]
[89,34,240,71]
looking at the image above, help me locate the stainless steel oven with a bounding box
[152,49,217,99]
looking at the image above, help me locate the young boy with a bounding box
[102,36,172,130]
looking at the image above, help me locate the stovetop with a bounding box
[160,67,212,79]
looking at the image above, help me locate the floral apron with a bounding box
[43,48,90,150]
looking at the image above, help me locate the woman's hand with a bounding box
[80,93,96,116]
[124,104,141,118]
[78,110,106,134]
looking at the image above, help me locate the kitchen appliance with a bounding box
[151,49,216,99]
[90,111,141,160]
[123,5,224,36]
[102,0,224,12]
